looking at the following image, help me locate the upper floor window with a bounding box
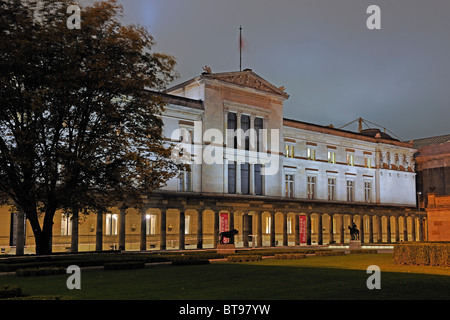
[285,144,295,158]
[365,156,372,168]
[346,180,354,202]
[285,174,294,198]
[179,164,192,192]
[307,175,316,199]
[327,178,336,201]
[328,150,336,164]
[227,112,237,149]
[347,152,355,166]
[364,181,372,203]
[254,117,263,152]
[241,114,250,151]
[307,147,316,161]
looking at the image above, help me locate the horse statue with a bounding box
[348,223,360,241]
[219,229,239,244]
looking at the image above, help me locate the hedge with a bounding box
[170,256,210,266]
[0,285,22,299]
[315,251,345,256]
[393,242,450,267]
[350,249,378,254]
[16,267,66,277]
[274,254,306,259]
[104,261,145,270]
[227,255,262,262]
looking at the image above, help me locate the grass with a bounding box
[0,253,449,300]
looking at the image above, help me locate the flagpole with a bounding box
[239,25,242,71]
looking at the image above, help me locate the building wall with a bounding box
[426,194,450,241]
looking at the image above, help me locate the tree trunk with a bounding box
[96,211,103,251]
[71,210,79,253]
[27,208,55,255]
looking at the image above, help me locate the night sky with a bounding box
[81,0,450,141]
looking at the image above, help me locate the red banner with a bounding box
[220,213,229,244]
[299,215,307,244]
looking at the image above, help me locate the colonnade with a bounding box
[103,205,426,251]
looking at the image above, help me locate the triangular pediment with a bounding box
[204,70,289,99]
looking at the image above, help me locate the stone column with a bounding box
[140,208,147,251]
[179,210,185,250]
[403,216,408,241]
[214,210,220,248]
[229,211,235,244]
[306,213,312,245]
[328,214,334,244]
[243,213,249,248]
[395,215,400,242]
[257,212,263,247]
[386,215,391,243]
[160,208,167,250]
[339,214,345,244]
[359,215,365,243]
[71,210,79,253]
[294,214,300,246]
[317,213,323,245]
[119,206,127,251]
[412,215,416,241]
[376,215,382,243]
[368,215,374,243]
[96,210,103,251]
[197,210,203,249]
[270,212,276,247]
[282,213,288,246]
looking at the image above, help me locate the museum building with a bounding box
[0,69,424,254]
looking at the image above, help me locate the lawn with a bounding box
[0,253,449,300]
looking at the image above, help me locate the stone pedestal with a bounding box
[349,241,361,250]
[217,244,236,254]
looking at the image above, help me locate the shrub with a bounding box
[0,285,22,299]
[394,242,450,267]
[227,255,262,262]
[350,249,377,254]
[274,254,306,259]
[170,256,210,266]
[103,261,145,270]
[315,251,345,256]
[16,267,66,277]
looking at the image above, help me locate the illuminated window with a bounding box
[347,153,354,166]
[307,176,316,199]
[307,147,316,161]
[285,144,294,158]
[105,214,118,235]
[61,214,72,236]
[285,174,294,198]
[328,150,336,164]
[365,156,372,168]
[287,217,293,234]
[145,214,157,235]
[265,216,271,234]
[185,215,190,235]
[179,164,192,192]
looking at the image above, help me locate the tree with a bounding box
[0,0,182,255]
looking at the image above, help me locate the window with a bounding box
[364,181,372,203]
[241,163,250,195]
[328,178,336,201]
[285,144,294,158]
[365,156,372,168]
[146,214,157,235]
[307,147,316,161]
[228,162,236,194]
[265,216,271,234]
[285,174,294,198]
[61,214,72,236]
[185,215,190,235]
[179,165,192,191]
[241,114,250,150]
[328,150,336,164]
[307,176,316,199]
[254,164,263,195]
[254,117,263,152]
[347,153,354,166]
[287,217,293,234]
[105,214,118,235]
[227,112,237,149]
[346,180,354,202]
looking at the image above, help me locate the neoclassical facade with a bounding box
[1,69,424,254]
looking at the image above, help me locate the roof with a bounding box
[411,134,450,149]
[166,68,289,99]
